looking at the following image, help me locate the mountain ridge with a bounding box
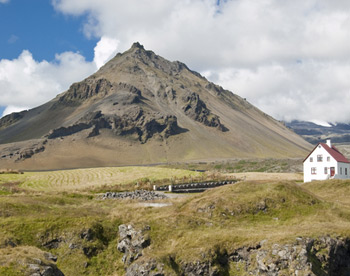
[0,42,311,170]
[286,120,350,144]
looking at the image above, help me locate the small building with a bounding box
[303,139,350,182]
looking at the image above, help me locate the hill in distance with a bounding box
[286,120,350,144]
[0,42,311,170]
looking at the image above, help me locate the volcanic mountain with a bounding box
[0,43,311,170]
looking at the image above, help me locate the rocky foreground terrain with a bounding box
[119,225,350,276]
[0,43,310,170]
[2,169,350,275]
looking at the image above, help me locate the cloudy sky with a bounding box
[1,0,350,124]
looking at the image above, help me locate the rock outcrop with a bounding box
[125,258,165,276]
[27,257,64,276]
[118,236,350,275]
[2,139,48,161]
[40,223,114,262]
[58,78,113,104]
[177,236,350,275]
[181,91,227,131]
[0,110,27,130]
[102,190,167,201]
[47,108,182,143]
[0,246,64,276]
[117,224,165,275]
[117,224,151,265]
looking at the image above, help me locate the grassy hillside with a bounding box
[1,168,350,275]
[303,179,350,206]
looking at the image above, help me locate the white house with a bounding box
[303,139,350,182]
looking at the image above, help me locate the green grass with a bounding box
[0,266,22,276]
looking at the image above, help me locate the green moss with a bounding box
[229,261,247,275]
[0,266,24,276]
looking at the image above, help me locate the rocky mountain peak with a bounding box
[131,42,145,50]
[0,42,311,169]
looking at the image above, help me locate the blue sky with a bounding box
[1,0,350,124]
[0,0,97,61]
[0,0,99,116]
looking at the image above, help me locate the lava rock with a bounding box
[102,190,167,201]
[117,224,151,265]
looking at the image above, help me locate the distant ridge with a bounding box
[286,120,350,144]
[0,42,311,170]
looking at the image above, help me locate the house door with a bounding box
[330,167,335,177]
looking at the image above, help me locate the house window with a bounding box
[346,168,348,176]
[311,167,317,175]
[310,157,313,162]
[324,167,328,174]
[327,156,330,162]
[340,167,343,175]
[317,155,323,162]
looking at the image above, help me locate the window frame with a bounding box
[311,167,317,175]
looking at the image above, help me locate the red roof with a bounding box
[303,143,350,163]
[320,143,350,163]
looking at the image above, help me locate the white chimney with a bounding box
[326,139,331,147]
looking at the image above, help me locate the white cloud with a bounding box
[208,61,350,123]
[49,0,350,123]
[93,36,119,69]
[7,34,19,44]
[0,33,123,118]
[0,0,9,3]
[2,105,28,117]
[51,0,350,67]
[0,50,96,117]
[2,0,350,123]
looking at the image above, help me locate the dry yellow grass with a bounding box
[226,172,303,182]
[4,167,350,275]
[1,166,202,192]
[0,246,47,265]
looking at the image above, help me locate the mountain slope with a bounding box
[0,43,311,170]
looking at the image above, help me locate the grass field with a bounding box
[0,166,203,192]
[2,166,350,275]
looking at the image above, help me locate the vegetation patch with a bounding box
[0,166,202,192]
[162,158,303,173]
[1,167,350,275]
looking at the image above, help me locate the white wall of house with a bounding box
[336,162,350,180]
[303,146,350,182]
[304,139,350,182]
[304,145,335,182]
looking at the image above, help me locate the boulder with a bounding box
[117,224,151,265]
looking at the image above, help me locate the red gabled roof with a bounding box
[303,143,350,163]
[320,143,350,163]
